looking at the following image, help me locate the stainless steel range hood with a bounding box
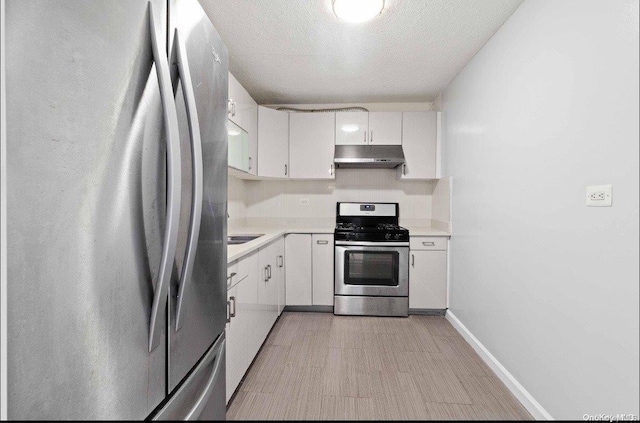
[334,145,405,169]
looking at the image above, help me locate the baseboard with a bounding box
[409,308,446,316]
[283,305,334,313]
[445,311,553,420]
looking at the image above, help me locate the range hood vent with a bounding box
[333,145,405,169]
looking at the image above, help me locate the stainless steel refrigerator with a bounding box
[5,0,228,419]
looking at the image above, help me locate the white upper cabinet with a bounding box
[400,111,439,180]
[228,72,258,175]
[336,112,402,145]
[289,112,336,179]
[335,112,369,145]
[257,106,289,178]
[368,112,402,145]
[227,120,249,172]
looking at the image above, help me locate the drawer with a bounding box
[410,236,447,251]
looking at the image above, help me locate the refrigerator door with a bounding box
[6,0,170,419]
[167,0,229,392]
[152,333,226,421]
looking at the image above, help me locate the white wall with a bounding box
[441,0,639,419]
[244,169,434,225]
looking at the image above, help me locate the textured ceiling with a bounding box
[198,0,524,104]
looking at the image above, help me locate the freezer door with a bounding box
[167,0,229,392]
[152,333,226,421]
[6,0,169,419]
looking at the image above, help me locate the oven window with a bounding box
[344,251,399,287]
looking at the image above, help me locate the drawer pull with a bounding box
[229,296,236,318]
[226,272,237,280]
[422,241,435,246]
[317,240,329,245]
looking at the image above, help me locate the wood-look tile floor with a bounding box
[227,312,532,421]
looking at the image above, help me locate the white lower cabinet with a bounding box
[275,238,285,315]
[284,234,312,305]
[259,241,280,341]
[409,237,448,310]
[225,250,259,404]
[312,234,334,306]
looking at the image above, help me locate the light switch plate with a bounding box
[586,185,612,207]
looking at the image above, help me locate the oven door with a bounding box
[335,242,409,297]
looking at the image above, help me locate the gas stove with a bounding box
[334,203,409,243]
[333,202,409,317]
[334,222,409,242]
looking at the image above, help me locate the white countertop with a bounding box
[227,222,450,263]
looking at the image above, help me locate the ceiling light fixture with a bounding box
[332,0,385,23]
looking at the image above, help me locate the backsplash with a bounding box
[228,175,248,224]
[237,168,435,223]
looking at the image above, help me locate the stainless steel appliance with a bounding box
[5,0,228,419]
[334,203,410,317]
[334,144,405,169]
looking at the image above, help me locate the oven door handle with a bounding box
[335,241,410,247]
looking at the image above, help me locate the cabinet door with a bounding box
[228,120,249,172]
[228,72,242,125]
[335,112,368,145]
[368,112,402,145]
[289,112,336,179]
[409,250,447,309]
[400,111,438,179]
[225,282,242,403]
[258,106,289,178]
[245,106,258,175]
[276,238,286,315]
[312,234,334,306]
[284,234,312,305]
[258,242,279,339]
[238,251,262,363]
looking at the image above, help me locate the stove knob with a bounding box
[385,233,391,240]
[394,234,401,240]
[355,233,360,239]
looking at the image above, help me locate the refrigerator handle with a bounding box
[148,2,182,353]
[170,29,204,331]
[184,338,225,420]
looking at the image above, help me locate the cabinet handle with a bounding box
[411,254,415,267]
[226,272,236,288]
[229,296,236,318]
[264,266,269,282]
[402,163,406,176]
[267,264,272,280]
[316,240,328,245]
[370,130,373,143]
[249,156,252,170]
[228,99,233,115]
[422,241,435,246]
[226,301,231,323]
[277,255,284,268]
[330,164,334,176]
[284,164,287,176]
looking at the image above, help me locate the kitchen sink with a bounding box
[227,234,264,245]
